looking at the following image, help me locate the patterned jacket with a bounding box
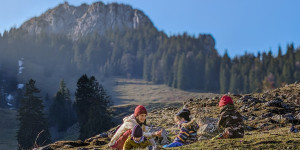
[123,136,152,150]
[174,119,199,144]
[217,104,244,139]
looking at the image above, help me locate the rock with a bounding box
[213,97,219,100]
[295,113,300,120]
[77,148,89,150]
[20,2,153,41]
[246,126,256,131]
[267,107,293,114]
[249,116,256,121]
[91,140,107,146]
[264,99,283,107]
[242,115,248,121]
[271,114,297,123]
[238,96,261,105]
[198,136,208,140]
[257,123,270,129]
[267,108,284,114]
[198,123,217,135]
[63,145,74,148]
[240,105,248,112]
[261,112,273,118]
[33,146,53,150]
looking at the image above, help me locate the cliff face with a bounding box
[20,2,153,40]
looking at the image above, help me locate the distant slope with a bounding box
[0,109,18,150]
[102,78,221,105]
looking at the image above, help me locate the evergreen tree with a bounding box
[177,54,188,90]
[49,80,76,132]
[0,86,6,108]
[17,79,51,149]
[229,60,243,93]
[205,51,221,92]
[194,51,205,91]
[75,75,113,140]
[219,51,231,93]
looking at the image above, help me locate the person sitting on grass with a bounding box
[123,125,152,150]
[108,105,162,150]
[163,108,199,148]
[212,95,244,140]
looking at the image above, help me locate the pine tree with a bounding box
[194,51,205,91]
[205,51,220,92]
[0,88,6,108]
[75,75,113,140]
[229,60,243,93]
[49,80,76,132]
[177,54,187,90]
[219,51,231,93]
[17,79,51,149]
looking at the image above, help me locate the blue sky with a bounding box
[1,0,300,57]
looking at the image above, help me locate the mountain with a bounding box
[0,1,217,99]
[0,1,299,104]
[20,2,153,40]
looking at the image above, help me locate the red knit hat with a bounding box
[134,105,147,117]
[219,95,233,107]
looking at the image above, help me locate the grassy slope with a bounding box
[179,127,300,150]
[102,77,220,105]
[0,108,18,150]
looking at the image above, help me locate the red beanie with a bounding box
[134,105,147,117]
[219,95,233,107]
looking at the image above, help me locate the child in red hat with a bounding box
[212,95,244,139]
[109,105,162,150]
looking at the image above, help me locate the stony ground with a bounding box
[36,83,300,150]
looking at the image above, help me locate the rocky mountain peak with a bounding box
[20,1,153,40]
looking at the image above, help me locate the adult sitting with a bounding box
[108,105,162,150]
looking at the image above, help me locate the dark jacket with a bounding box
[217,104,244,138]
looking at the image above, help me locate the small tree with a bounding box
[49,80,76,132]
[17,79,51,149]
[75,75,113,140]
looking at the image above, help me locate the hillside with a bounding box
[35,83,300,149]
[0,78,220,149]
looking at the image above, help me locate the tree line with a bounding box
[0,25,300,98]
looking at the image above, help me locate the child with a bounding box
[123,125,152,150]
[163,108,199,148]
[212,95,244,140]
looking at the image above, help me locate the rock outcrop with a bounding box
[20,2,153,40]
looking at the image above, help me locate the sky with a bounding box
[1,0,300,57]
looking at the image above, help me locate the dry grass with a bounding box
[178,127,300,150]
[102,77,221,105]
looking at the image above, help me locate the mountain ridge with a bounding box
[20,1,153,40]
